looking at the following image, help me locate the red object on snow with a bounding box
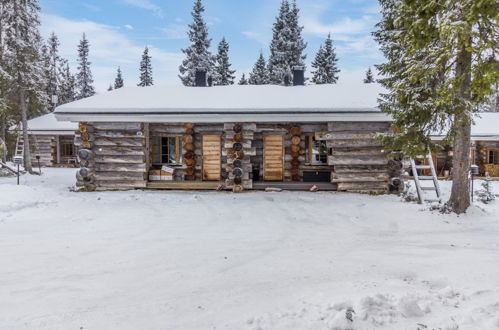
[216,184,224,191]
[310,185,319,192]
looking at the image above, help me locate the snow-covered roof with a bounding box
[15,113,77,135]
[431,113,499,141]
[54,83,391,123]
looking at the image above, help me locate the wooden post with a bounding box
[56,135,61,164]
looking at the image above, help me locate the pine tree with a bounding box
[214,38,236,85]
[59,61,76,104]
[107,84,113,91]
[178,0,215,86]
[364,67,374,83]
[249,52,269,85]
[238,74,248,85]
[268,0,307,84]
[311,33,339,84]
[114,67,124,89]
[76,33,95,99]
[138,46,153,87]
[374,0,498,214]
[2,0,47,173]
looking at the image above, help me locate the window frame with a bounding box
[487,149,499,165]
[60,142,75,157]
[152,136,182,166]
[305,134,329,166]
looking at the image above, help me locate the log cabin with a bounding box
[12,113,78,167]
[431,113,499,177]
[54,70,400,192]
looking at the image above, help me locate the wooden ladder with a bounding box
[14,129,24,163]
[410,153,441,204]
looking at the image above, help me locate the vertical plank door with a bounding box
[264,135,284,181]
[202,135,222,181]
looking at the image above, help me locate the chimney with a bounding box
[292,66,305,86]
[195,69,207,87]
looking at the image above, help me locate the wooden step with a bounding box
[415,165,431,169]
[418,176,434,180]
[421,186,436,191]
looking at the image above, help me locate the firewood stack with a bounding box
[184,123,196,180]
[76,122,96,191]
[289,126,302,181]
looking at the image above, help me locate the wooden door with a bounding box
[202,135,221,181]
[264,135,284,181]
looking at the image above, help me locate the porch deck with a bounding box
[146,181,338,191]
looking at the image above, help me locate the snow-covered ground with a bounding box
[0,169,498,330]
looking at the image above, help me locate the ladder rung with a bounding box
[418,176,434,180]
[421,187,436,191]
[415,165,431,169]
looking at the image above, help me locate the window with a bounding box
[61,143,75,157]
[488,150,499,165]
[305,135,329,165]
[153,136,181,165]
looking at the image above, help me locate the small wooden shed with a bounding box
[54,82,398,192]
[14,113,78,167]
[431,113,499,177]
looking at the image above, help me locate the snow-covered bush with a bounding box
[475,175,495,204]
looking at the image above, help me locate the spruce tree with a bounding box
[214,38,236,85]
[268,0,307,84]
[287,0,307,69]
[59,61,76,104]
[76,33,95,99]
[179,0,215,86]
[238,74,248,85]
[2,0,46,173]
[114,67,124,89]
[364,67,374,83]
[107,84,113,91]
[268,0,290,84]
[249,52,269,85]
[374,0,498,214]
[138,46,153,87]
[46,32,62,105]
[311,33,339,84]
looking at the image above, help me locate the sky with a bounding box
[39,0,383,92]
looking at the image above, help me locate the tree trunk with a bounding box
[20,88,33,173]
[0,113,6,162]
[447,32,472,214]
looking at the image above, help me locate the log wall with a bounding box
[327,122,392,192]
[75,122,147,191]
[74,121,394,193]
[29,135,55,167]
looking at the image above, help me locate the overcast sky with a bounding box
[40,0,383,92]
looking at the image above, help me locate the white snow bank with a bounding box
[13,113,77,133]
[55,83,386,113]
[0,169,498,330]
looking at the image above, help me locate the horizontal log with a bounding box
[328,122,391,132]
[327,139,383,148]
[93,146,144,156]
[337,181,389,192]
[94,155,145,164]
[92,122,142,130]
[332,172,389,183]
[95,172,146,181]
[95,163,146,172]
[326,132,376,140]
[328,155,388,166]
[332,148,386,156]
[94,138,144,147]
[94,131,145,139]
